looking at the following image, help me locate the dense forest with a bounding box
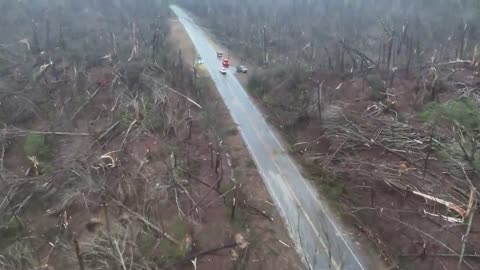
[180,0,480,70]
[0,1,299,270]
[2,0,480,269]
[177,1,480,270]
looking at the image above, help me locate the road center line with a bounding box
[171,6,367,270]
[232,99,342,270]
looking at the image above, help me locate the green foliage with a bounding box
[23,134,49,160]
[155,219,188,264]
[419,101,440,121]
[0,216,24,251]
[230,204,248,230]
[199,101,233,138]
[155,239,185,264]
[322,177,345,201]
[262,94,275,106]
[225,127,239,137]
[304,163,345,201]
[366,74,386,101]
[435,142,472,165]
[37,101,55,119]
[140,100,163,132]
[421,99,480,132]
[199,108,218,131]
[421,98,480,170]
[288,66,308,88]
[116,97,163,132]
[170,220,187,240]
[165,143,179,155]
[0,216,40,269]
[219,181,235,195]
[247,74,266,98]
[180,0,480,71]
[195,77,212,94]
[220,182,249,229]
[0,240,38,270]
[246,158,257,168]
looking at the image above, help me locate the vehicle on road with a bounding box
[196,56,204,65]
[216,52,223,58]
[172,6,368,269]
[236,65,248,73]
[222,58,230,68]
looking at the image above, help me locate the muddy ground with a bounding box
[187,14,480,270]
[167,17,301,270]
[0,5,301,270]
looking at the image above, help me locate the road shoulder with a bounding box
[168,15,303,270]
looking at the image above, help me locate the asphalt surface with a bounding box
[171,5,368,270]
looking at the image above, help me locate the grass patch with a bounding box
[195,76,214,95]
[199,101,234,139]
[155,219,188,265]
[219,180,235,195]
[262,94,275,107]
[23,134,49,160]
[221,182,249,230]
[169,219,187,240]
[419,101,439,121]
[155,238,186,265]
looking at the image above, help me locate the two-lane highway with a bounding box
[171,5,368,270]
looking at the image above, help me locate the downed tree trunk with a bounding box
[385,179,468,222]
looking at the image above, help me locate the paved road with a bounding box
[171,5,368,270]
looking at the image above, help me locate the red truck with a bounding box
[222,58,230,68]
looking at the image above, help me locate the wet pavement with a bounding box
[171,5,369,270]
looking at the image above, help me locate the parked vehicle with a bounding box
[235,65,248,73]
[216,52,223,58]
[219,67,227,75]
[222,58,230,68]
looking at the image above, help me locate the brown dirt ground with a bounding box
[182,15,480,269]
[172,15,393,269]
[286,70,480,270]
[168,17,302,270]
[1,17,300,270]
[3,81,254,269]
